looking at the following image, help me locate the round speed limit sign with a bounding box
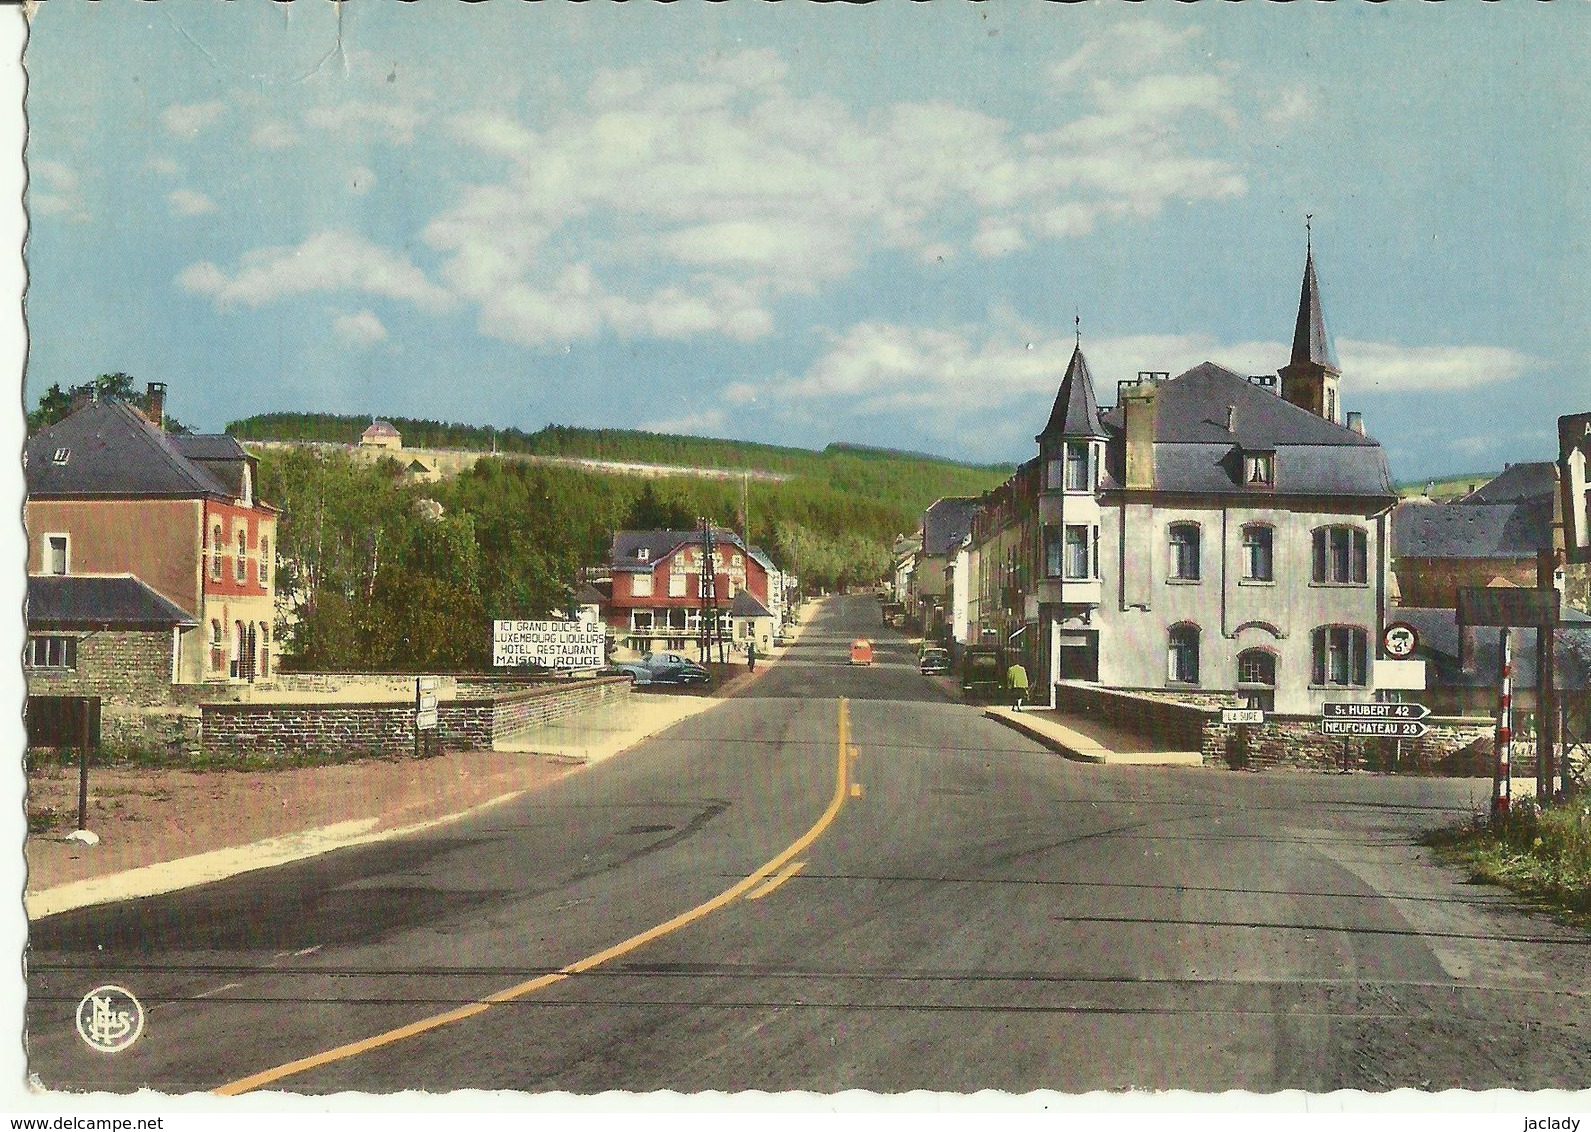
[1382,621,1419,660]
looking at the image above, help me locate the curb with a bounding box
[985,708,1107,763]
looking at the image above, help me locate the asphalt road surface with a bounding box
[27,596,1591,1094]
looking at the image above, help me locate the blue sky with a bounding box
[20,2,1591,480]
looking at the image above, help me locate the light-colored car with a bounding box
[849,639,874,666]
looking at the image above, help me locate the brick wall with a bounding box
[200,677,631,760]
[25,629,174,708]
[1052,681,1217,750]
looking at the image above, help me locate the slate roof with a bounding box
[1393,606,1591,690]
[574,581,611,604]
[729,591,773,618]
[1038,344,1107,441]
[27,574,197,628]
[25,399,237,500]
[363,420,400,438]
[609,528,749,572]
[1290,248,1339,371]
[1097,363,1393,499]
[921,497,981,557]
[1392,497,1553,559]
[1459,462,1557,505]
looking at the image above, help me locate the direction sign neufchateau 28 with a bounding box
[1319,701,1430,738]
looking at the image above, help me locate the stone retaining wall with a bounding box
[200,677,632,760]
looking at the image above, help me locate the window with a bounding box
[1237,648,1276,687]
[210,619,224,672]
[1326,388,1338,423]
[259,622,270,679]
[1064,441,1093,491]
[1241,525,1274,582]
[51,447,70,465]
[241,464,253,506]
[1044,527,1063,578]
[236,529,248,581]
[1312,526,1367,584]
[1244,452,1275,486]
[1168,624,1200,684]
[1064,525,1091,580]
[1046,459,1064,491]
[1312,626,1369,686]
[259,536,270,586]
[25,635,76,669]
[211,524,223,580]
[44,535,68,576]
[1169,523,1201,581]
[668,571,687,597]
[630,610,654,632]
[631,572,653,597]
[636,548,650,562]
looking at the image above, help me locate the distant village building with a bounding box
[913,498,980,642]
[24,386,281,703]
[960,247,1398,714]
[360,419,402,450]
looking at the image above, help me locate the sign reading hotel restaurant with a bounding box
[492,620,605,670]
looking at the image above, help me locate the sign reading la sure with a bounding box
[493,620,605,670]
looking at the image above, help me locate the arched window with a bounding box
[1168,623,1201,684]
[1312,625,1369,686]
[210,619,223,672]
[211,524,223,580]
[1169,523,1201,581]
[1241,524,1274,582]
[1236,647,1276,711]
[235,528,248,581]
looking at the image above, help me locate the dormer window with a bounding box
[636,548,650,562]
[51,447,70,465]
[1243,452,1275,487]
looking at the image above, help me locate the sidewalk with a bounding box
[25,602,818,921]
[985,706,1205,766]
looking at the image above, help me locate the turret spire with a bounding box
[1279,226,1343,422]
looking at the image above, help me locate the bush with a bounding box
[1425,801,1591,926]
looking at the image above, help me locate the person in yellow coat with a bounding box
[1006,661,1029,712]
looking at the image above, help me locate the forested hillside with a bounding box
[259,443,1007,671]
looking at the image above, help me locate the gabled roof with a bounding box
[1290,248,1339,372]
[1096,363,1393,499]
[1459,462,1557,505]
[1392,497,1553,559]
[921,497,981,557]
[27,574,197,628]
[574,581,611,604]
[25,399,237,500]
[609,528,750,572]
[363,419,400,437]
[1038,344,1107,441]
[729,591,772,618]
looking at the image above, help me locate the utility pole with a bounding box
[1538,547,1558,802]
[699,516,715,665]
[1493,628,1513,820]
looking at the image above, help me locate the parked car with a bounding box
[640,652,712,685]
[600,662,653,686]
[849,638,874,666]
[960,646,1003,702]
[918,647,950,675]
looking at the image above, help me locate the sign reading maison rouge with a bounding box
[492,620,605,670]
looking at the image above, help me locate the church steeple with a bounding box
[1279,225,1342,423]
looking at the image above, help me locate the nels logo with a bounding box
[75,985,144,1053]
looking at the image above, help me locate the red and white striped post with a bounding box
[1492,628,1513,820]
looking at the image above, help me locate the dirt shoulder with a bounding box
[25,748,578,895]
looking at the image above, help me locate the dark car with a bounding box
[600,662,653,686]
[960,647,1003,703]
[918,648,950,675]
[641,652,712,685]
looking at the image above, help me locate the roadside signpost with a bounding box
[415,677,439,759]
[492,620,605,671]
[1561,412,1590,565]
[1382,622,1419,660]
[1320,702,1429,773]
[1221,708,1264,726]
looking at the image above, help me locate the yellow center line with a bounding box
[214,697,854,1096]
[744,859,807,902]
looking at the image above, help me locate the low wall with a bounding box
[1053,681,1515,776]
[200,677,632,760]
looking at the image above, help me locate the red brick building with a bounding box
[604,529,771,653]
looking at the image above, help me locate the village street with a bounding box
[26,597,1591,1095]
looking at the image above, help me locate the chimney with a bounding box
[145,382,167,431]
[1346,411,1364,435]
[1225,405,1237,433]
[1122,378,1159,490]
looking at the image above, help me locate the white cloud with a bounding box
[348,166,377,195]
[30,159,89,222]
[332,309,388,349]
[1049,21,1200,89]
[1266,84,1313,126]
[1336,339,1538,392]
[161,100,226,139]
[640,408,727,436]
[146,157,181,178]
[178,230,453,313]
[305,100,423,145]
[167,188,217,217]
[250,119,298,151]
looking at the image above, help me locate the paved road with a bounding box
[27,596,1591,1093]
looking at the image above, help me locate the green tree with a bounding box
[28,372,192,433]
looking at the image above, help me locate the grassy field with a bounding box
[1396,472,1499,501]
[1424,802,1591,929]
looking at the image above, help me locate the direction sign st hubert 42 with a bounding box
[1320,701,1430,739]
[1322,702,1430,721]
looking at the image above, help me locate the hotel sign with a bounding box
[492,620,606,670]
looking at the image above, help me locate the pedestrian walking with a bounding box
[1007,662,1028,712]
[747,640,757,673]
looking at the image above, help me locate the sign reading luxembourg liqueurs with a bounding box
[492,620,605,670]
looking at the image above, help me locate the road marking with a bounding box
[214,697,854,1096]
[744,860,806,902]
[193,982,243,1000]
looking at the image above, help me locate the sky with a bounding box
[19,2,1591,481]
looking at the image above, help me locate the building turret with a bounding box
[1278,240,1342,423]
